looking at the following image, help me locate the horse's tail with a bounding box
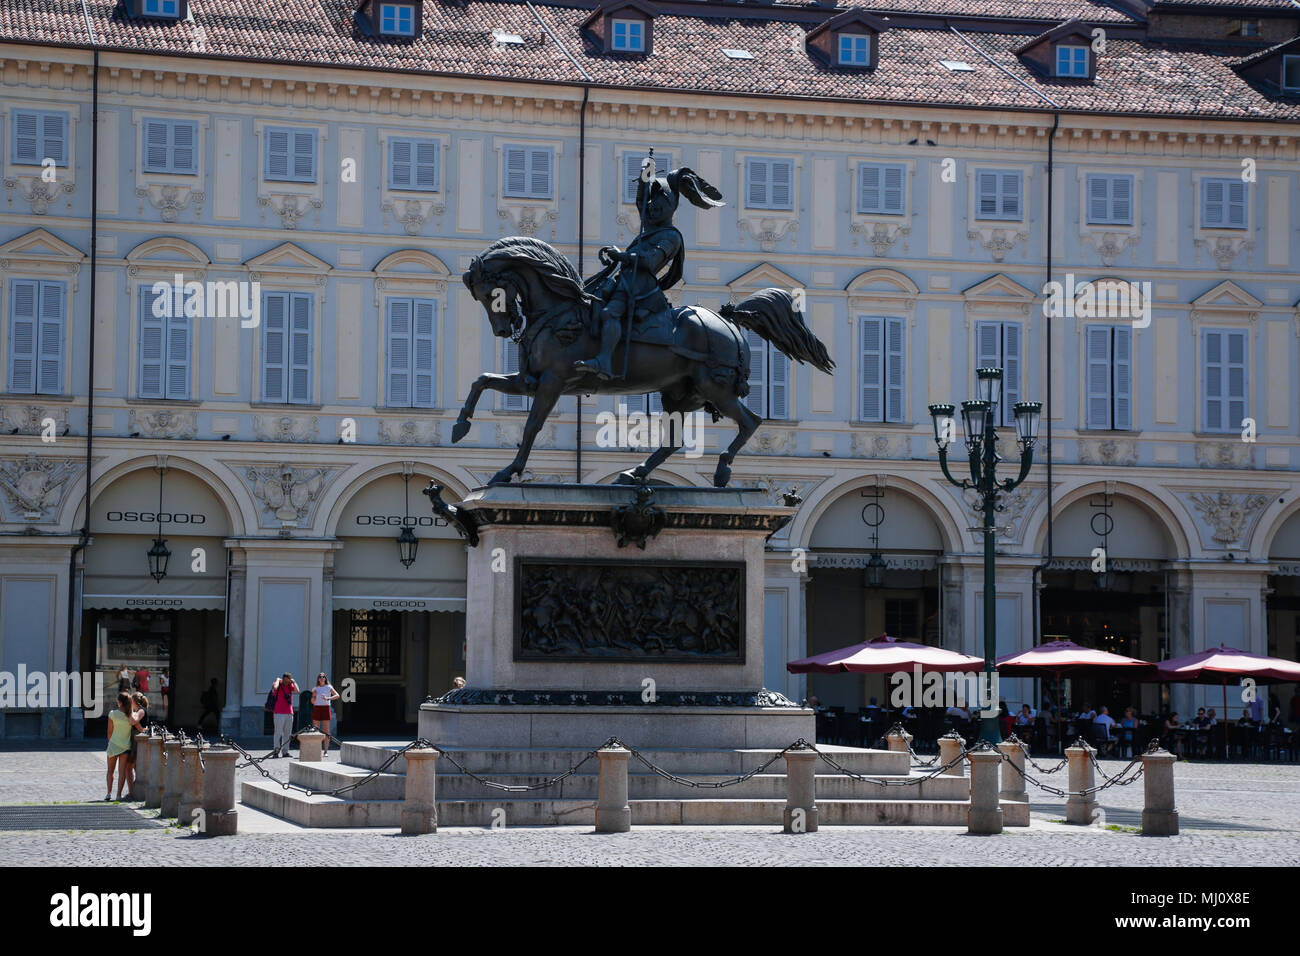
[720,289,835,374]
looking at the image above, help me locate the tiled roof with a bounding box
[1150,0,1300,9]
[1,0,1297,120]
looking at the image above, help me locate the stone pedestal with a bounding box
[145,735,165,809]
[161,738,182,819]
[967,750,1003,834]
[201,746,239,836]
[419,484,811,751]
[885,728,913,753]
[298,730,325,762]
[133,733,152,797]
[938,732,966,776]
[595,745,632,833]
[177,741,205,827]
[782,748,819,833]
[1065,742,1099,825]
[1141,748,1179,836]
[401,747,439,835]
[996,740,1030,827]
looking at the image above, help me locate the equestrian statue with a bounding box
[453,148,835,488]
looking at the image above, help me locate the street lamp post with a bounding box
[928,368,1041,744]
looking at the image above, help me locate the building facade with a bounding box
[1,0,1299,737]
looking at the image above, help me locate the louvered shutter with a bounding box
[859,164,880,214]
[13,111,40,164]
[769,349,789,419]
[882,164,904,214]
[623,393,646,413]
[860,316,883,422]
[139,288,166,399]
[413,298,436,407]
[503,147,527,197]
[1113,326,1132,430]
[389,139,413,189]
[623,151,669,203]
[8,279,38,393]
[1111,175,1132,225]
[1225,181,1247,228]
[414,141,438,190]
[37,282,64,395]
[1085,325,1111,429]
[1203,179,1225,227]
[770,160,792,209]
[172,121,195,173]
[166,310,190,399]
[1226,330,1247,429]
[266,129,290,179]
[387,297,412,406]
[1203,330,1223,430]
[1000,172,1021,218]
[746,159,768,208]
[885,317,904,423]
[977,171,999,218]
[528,148,551,198]
[743,329,766,417]
[1001,322,1021,425]
[1087,175,1110,224]
[291,130,315,182]
[262,292,286,401]
[42,112,66,164]
[289,293,311,403]
[143,119,170,173]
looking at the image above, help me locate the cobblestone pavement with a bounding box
[2,743,1297,866]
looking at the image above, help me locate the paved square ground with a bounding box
[1,743,1296,866]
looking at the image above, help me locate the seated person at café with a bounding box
[1015,704,1034,726]
[1094,705,1116,738]
[1237,708,1256,728]
[1164,712,1184,757]
[1078,702,1097,721]
[1093,705,1117,753]
[1192,707,1211,729]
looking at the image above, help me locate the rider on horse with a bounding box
[574,149,724,381]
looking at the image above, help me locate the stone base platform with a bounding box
[238,740,1029,828]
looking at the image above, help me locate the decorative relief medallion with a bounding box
[967,228,1029,263]
[1077,438,1139,466]
[1193,441,1253,470]
[748,428,796,455]
[4,176,75,216]
[136,185,204,223]
[737,216,798,252]
[381,197,446,236]
[494,421,556,449]
[1,404,69,436]
[498,205,557,238]
[1081,231,1138,268]
[850,221,910,257]
[239,463,337,526]
[1186,491,1272,548]
[128,408,197,440]
[253,415,318,443]
[1194,236,1253,271]
[258,194,323,230]
[851,432,908,459]
[377,418,440,446]
[0,454,82,522]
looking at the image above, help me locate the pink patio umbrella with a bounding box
[996,640,1157,752]
[1154,645,1300,755]
[787,632,983,674]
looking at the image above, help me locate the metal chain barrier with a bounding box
[220,735,426,797]
[810,739,970,786]
[1004,734,1067,774]
[989,737,1151,798]
[618,737,800,789]
[421,737,606,792]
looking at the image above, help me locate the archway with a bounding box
[1264,509,1300,726]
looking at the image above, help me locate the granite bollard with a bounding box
[177,740,206,828]
[1065,741,1099,825]
[133,733,152,798]
[145,735,165,809]
[996,739,1031,827]
[595,743,632,833]
[967,748,1004,834]
[885,727,913,754]
[1140,747,1179,836]
[200,745,239,835]
[400,746,439,834]
[782,745,818,833]
[160,737,183,819]
[938,731,966,777]
[298,729,326,763]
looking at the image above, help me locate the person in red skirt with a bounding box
[310,673,340,757]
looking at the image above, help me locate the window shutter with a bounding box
[1202,329,1223,431]
[1226,329,1247,429]
[291,130,315,182]
[859,164,880,214]
[42,112,67,164]
[528,147,551,198]
[1000,172,1021,218]
[1001,322,1021,425]
[262,292,286,401]
[143,119,170,173]
[1087,175,1110,224]
[413,298,436,408]
[1112,326,1132,430]
[139,289,166,399]
[746,159,767,208]
[503,146,527,197]
[743,329,766,417]
[882,164,904,214]
[770,160,792,209]
[622,393,646,414]
[885,317,904,422]
[769,349,789,419]
[414,140,438,190]
[8,279,38,393]
[1226,181,1247,228]
[171,121,196,173]
[36,282,64,395]
[648,392,663,414]
[1203,179,1224,227]
[166,310,190,400]
[860,316,883,421]
[623,151,669,203]
[266,129,290,179]
[13,111,40,164]
[387,297,412,406]
[1111,176,1132,225]
[502,338,527,410]
[977,171,999,218]
[289,293,312,403]
[389,139,413,189]
[1085,325,1111,429]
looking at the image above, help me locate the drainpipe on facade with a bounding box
[576,84,589,481]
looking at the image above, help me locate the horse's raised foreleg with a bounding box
[451,372,528,444]
[706,392,762,488]
[487,371,563,484]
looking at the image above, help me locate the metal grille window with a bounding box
[348,610,401,675]
[885,599,919,641]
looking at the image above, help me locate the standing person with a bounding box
[198,679,222,730]
[124,693,148,799]
[117,664,132,693]
[270,673,298,758]
[105,692,134,800]
[135,665,150,693]
[310,674,340,756]
[160,668,170,721]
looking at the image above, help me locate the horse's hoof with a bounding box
[713,463,731,488]
[613,469,640,485]
[451,420,470,443]
[488,468,516,485]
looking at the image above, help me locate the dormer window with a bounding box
[1056,45,1088,77]
[142,0,179,17]
[838,33,871,67]
[1284,55,1300,92]
[379,2,415,36]
[611,19,644,52]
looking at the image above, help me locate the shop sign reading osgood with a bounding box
[354,514,449,528]
[105,511,207,525]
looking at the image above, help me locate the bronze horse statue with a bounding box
[453,236,834,487]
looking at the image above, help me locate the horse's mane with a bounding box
[467,236,592,307]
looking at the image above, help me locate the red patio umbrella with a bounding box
[787,633,983,674]
[1154,645,1300,755]
[996,640,1157,752]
